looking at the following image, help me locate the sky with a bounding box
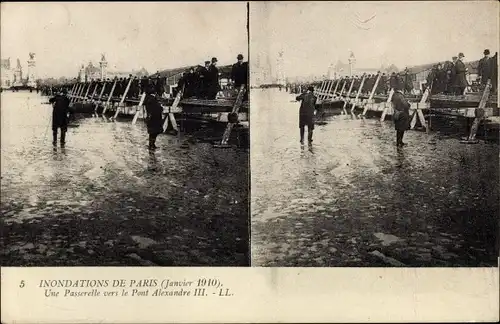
[251,1,499,81]
[1,2,248,79]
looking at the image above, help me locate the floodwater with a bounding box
[1,91,249,266]
[251,88,499,267]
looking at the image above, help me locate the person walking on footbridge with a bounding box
[49,88,71,147]
[296,86,317,145]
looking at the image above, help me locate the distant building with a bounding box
[1,58,14,88]
[107,67,149,79]
[332,60,399,78]
[78,59,149,81]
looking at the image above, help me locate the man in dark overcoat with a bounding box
[296,86,317,144]
[207,57,220,100]
[436,63,448,94]
[449,56,458,94]
[49,88,71,147]
[453,52,468,95]
[477,49,492,86]
[199,61,211,99]
[391,80,411,147]
[231,54,249,101]
[144,86,164,150]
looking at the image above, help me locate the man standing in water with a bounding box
[49,88,71,147]
[391,81,411,147]
[296,86,317,145]
[144,86,164,150]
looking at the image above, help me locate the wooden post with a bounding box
[362,72,381,116]
[342,78,355,115]
[113,77,133,119]
[83,81,93,101]
[351,74,366,114]
[132,92,146,125]
[325,80,335,100]
[102,78,117,115]
[74,83,83,100]
[87,82,99,104]
[70,84,82,103]
[69,83,77,99]
[462,79,491,143]
[69,83,80,103]
[317,80,327,97]
[380,88,395,121]
[217,84,246,147]
[93,81,108,114]
[162,85,184,132]
[337,80,347,99]
[331,79,340,99]
[410,87,430,130]
[319,80,329,100]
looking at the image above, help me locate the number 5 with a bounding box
[19,280,25,288]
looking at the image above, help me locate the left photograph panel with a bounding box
[0,2,250,266]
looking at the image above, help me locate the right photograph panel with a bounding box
[250,1,499,267]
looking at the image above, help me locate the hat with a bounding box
[458,53,465,58]
[484,49,490,55]
[307,86,314,92]
[204,60,210,65]
[452,56,457,60]
[211,57,218,63]
[237,54,244,60]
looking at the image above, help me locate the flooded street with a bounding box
[251,88,499,267]
[1,91,249,266]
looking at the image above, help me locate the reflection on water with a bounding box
[1,91,249,266]
[251,88,499,267]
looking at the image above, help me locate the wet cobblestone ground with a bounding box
[251,89,499,267]
[1,91,249,266]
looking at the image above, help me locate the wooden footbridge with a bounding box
[62,72,248,148]
[313,72,498,143]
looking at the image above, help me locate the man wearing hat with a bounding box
[453,52,468,95]
[231,54,249,101]
[478,49,492,86]
[143,85,164,150]
[49,88,71,147]
[391,79,411,147]
[206,57,220,100]
[447,56,458,94]
[296,86,317,145]
[199,60,211,99]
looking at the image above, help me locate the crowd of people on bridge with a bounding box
[174,54,249,101]
[40,54,249,103]
[426,49,498,95]
[291,49,498,98]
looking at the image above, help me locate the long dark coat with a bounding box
[491,53,498,90]
[296,92,317,127]
[231,62,248,87]
[49,94,71,131]
[207,65,220,97]
[453,60,468,88]
[391,90,410,131]
[144,94,164,135]
[478,56,492,84]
